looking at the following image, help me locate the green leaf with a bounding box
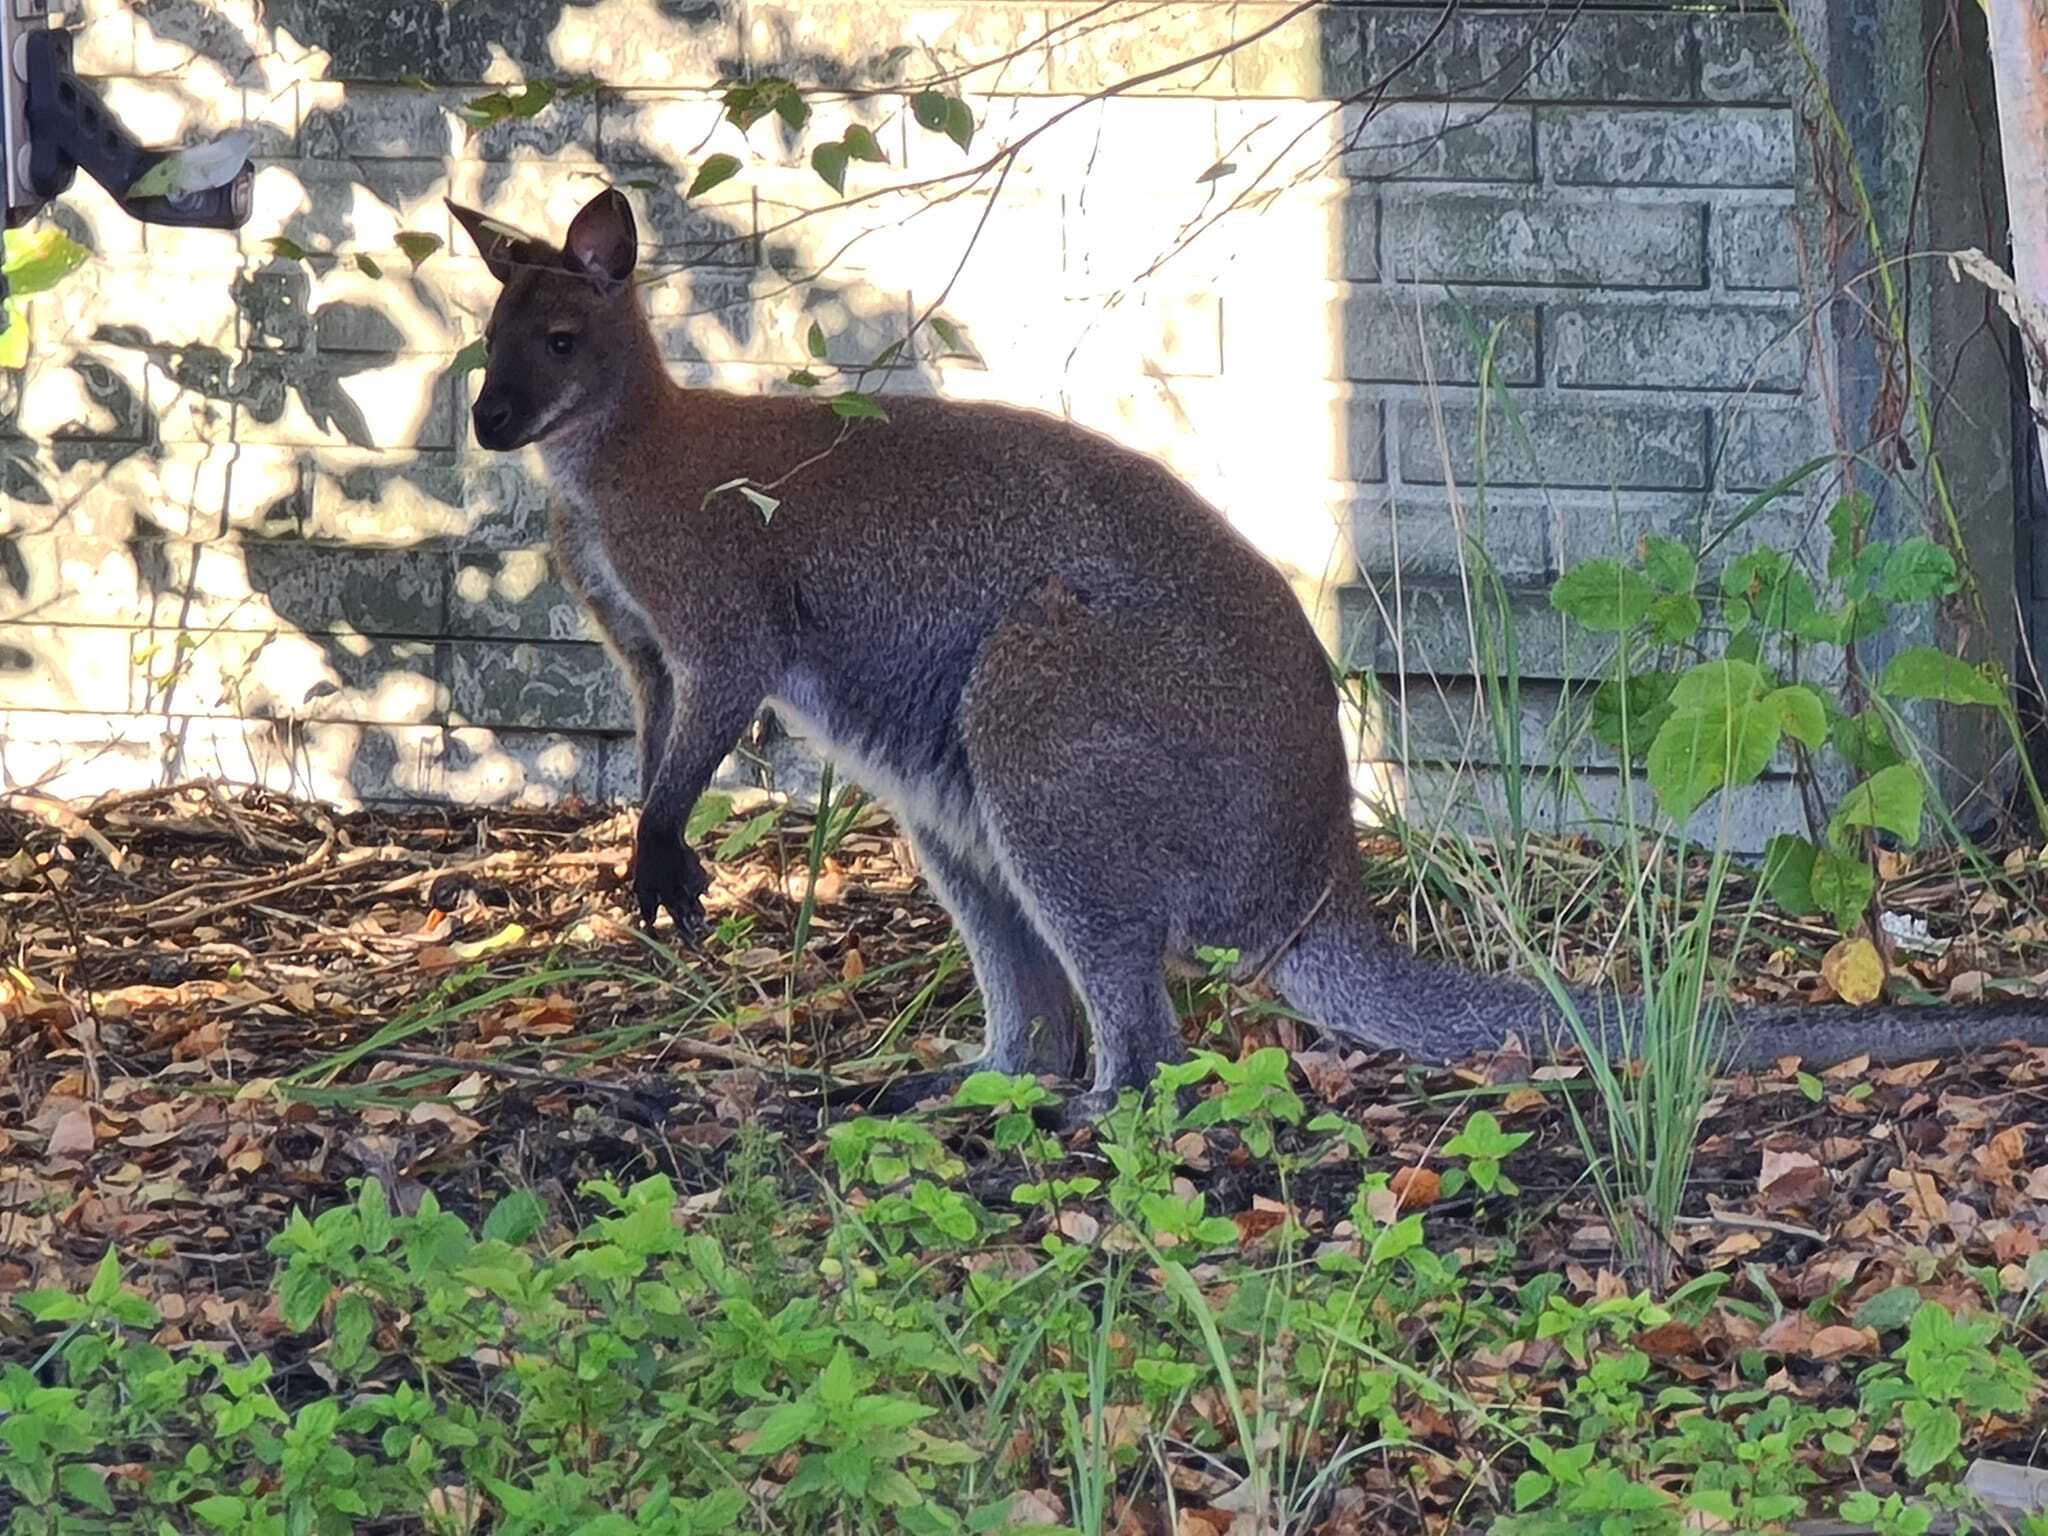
[1810,848,1875,931]
[1763,684,1827,749]
[18,1289,89,1322]
[929,315,977,360]
[831,390,889,422]
[1899,1400,1962,1479]
[510,81,557,119]
[910,90,949,132]
[717,806,783,860]
[59,1464,113,1515]
[1831,708,1902,774]
[451,336,488,377]
[462,81,555,128]
[735,485,781,522]
[785,368,821,388]
[356,1175,392,1253]
[87,1247,122,1307]
[482,1189,545,1244]
[266,235,311,263]
[1879,646,2007,708]
[704,476,782,524]
[870,44,915,77]
[1844,540,1890,601]
[819,1345,858,1409]
[395,231,443,267]
[687,793,734,842]
[1591,675,1675,757]
[1550,559,1656,632]
[1647,700,1780,823]
[1756,568,1820,634]
[278,1264,331,1332]
[811,141,850,194]
[1646,592,1702,644]
[806,321,828,359]
[1829,762,1923,846]
[1669,658,1767,712]
[1196,159,1238,182]
[1853,1284,1924,1332]
[1514,1471,1555,1510]
[109,1292,161,1328]
[331,1292,374,1371]
[773,84,811,132]
[0,302,27,370]
[1826,490,1872,578]
[687,153,743,199]
[1877,537,1959,603]
[127,129,253,199]
[1641,534,1696,595]
[945,98,975,152]
[843,124,888,164]
[355,252,384,280]
[192,1495,248,1530]
[3,226,90,297]
[1762,834,1818,915]
[749,1399,822,1456]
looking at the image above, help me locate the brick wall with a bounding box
[0,1,1962,840]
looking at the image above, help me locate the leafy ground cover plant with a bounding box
[7,1058,2045,1536]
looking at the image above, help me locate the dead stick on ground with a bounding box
[369,1035,778,1085]
[205,781,261,853]
[1676,1210,1826,1243]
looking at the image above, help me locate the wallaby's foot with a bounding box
[1038,1076,1199,1131]
[632,822,708,936]
[1040,1086,1121,1129]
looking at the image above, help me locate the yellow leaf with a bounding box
[449,923,525,961]
[1821,935,1885,1004]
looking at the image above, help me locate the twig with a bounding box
[1244,878,1334,993]
[3,790,126,871]
[205,781,261,853]
[1675,1209,1826,1243]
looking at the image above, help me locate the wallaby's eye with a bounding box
[547,332,576,358]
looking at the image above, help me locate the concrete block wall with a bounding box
[0,0,1863,836]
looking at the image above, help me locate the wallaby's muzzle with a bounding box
[470,385,528,452]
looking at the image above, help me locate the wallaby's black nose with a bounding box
[473,397,516,449]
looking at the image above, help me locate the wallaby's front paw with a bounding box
[633,824,708,936]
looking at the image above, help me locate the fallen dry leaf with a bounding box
[46,1108,96,1160]
[1822,936,1885,1005]
[1757,1148,1828,1208]
[1390,1165,1441,1211]
[1808,1325,1877,1360]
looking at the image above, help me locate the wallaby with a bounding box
[452,186,2048,1118]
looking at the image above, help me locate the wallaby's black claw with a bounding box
[632,830,708,941]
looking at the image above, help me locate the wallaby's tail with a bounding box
[1269,881,2048,1071]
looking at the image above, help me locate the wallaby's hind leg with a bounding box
[867,827,1085,1111]
[912,831,1083,1077]
[962,582,1351,1114]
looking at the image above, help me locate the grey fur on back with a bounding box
[451,187,2048,1116]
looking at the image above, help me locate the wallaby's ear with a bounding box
[448,200,548,285]
[563,188,638,289]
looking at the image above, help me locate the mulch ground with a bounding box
[4,782,2048,1375]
